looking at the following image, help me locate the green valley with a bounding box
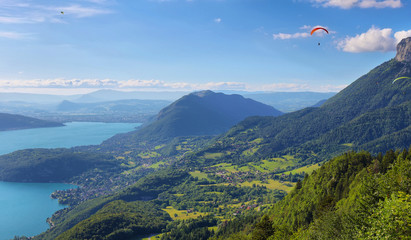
[7,38,411,240]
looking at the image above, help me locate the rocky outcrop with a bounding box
[395,37,411,62]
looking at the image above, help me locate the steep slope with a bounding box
[214,149,410,240]
[0,112,63,131]
[187,37,411,167]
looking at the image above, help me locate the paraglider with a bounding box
[61,11,64,14]
[311,27,329,46]
[393,76,411,84]
[311,27,329,35]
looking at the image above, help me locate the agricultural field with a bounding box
[239,179,295,192]
[162,206,207,221]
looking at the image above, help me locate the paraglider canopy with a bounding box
[61,11,64,14]
[393,76,411,84]
[311,27,329,35]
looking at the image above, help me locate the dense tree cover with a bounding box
[220,149,411,240]
[0,148,117,182]
[161,216,218,240]
[181,60,410,171]
[36,195,118,240]
[0,112,63,131]
[295,102,411,160]
[56,201,171,240]
[210,213,262,240]
[36,170,190,240]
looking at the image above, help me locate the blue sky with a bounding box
[0,0,410,94]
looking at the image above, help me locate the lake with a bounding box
[0,122,141,239]
[0,121,141,155]
[0,182,76,239]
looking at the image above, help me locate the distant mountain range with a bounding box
[243,92,336,112]
[0,112,63,131]
[56,99,170,114]
[0,90,336,113]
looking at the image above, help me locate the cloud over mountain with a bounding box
[338,27,411,53]
[310,0,402,9]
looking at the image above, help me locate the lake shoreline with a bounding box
[0,122,140,239]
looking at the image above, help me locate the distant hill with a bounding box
[243,92,336,112]
[56,99,170,114]
[75,89,189,102]
[105,90,283,143]
[0,112,63,131]
[311,99,327,107]
[186,37,411,167]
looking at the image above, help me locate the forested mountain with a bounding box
[139,90,282,138]
[213,149,411,240]
[187,38,411,168]
[102,90,282,147]
[0,112,63,131]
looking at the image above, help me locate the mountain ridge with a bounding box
[104,90,283,143]
[185,38,411,167]
[0,112,63,131]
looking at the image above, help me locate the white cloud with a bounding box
[0,31,31,39]
[311,0,402,9]
[394,30,411,44]
[273,32,310,40]
[0,78,246,91]
[0,1,112,25]
[0,78,346,92]
[358,0,402,8]
[0,16,37,24]
[299,25,312,30]
[273,25,332,40]
[214,18,221,23]
[57,5,112,18]
[338,27,411,53]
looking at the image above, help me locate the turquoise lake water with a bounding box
[0,182,76,239]
[0,122,141,239]
[0,121,140,156]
